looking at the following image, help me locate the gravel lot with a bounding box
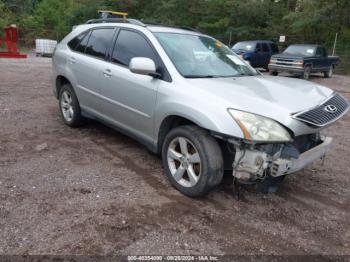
[0,57,349,257]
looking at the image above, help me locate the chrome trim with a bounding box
[292,93,350,127]
[268,64,303,70]
[270,60,303,65]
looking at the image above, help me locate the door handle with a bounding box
[69,57,76,64]
[103,69,112,78]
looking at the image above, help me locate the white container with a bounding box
[35,39,58,56]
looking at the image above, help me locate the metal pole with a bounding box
[228,30,232,47]
[332,32,338,56]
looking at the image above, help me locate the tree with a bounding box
[22,0,77,40]
[0,0,11,28]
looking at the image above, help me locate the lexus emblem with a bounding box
[324,105,338,113]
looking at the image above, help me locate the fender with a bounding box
[53,46,79,97]
[154,101,244,146]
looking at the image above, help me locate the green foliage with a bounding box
[22,0,77,40]
[1,0,349,50]
[0,0,11,28]
[1,0,348,73]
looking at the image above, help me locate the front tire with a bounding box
[302,66,311,80]
[162,126,224,197]
[59,84,85,127]
[270,71,278,76]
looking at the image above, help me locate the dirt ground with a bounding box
[0,56,349,257]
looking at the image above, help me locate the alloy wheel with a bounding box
[167,137,202,188]
[61,90,74,122]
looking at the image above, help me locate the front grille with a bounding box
[293,93,349,127]
[271,58,303,67]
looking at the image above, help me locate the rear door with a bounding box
[68,27,116,114]
[99,28,162,144]
[261,43,271,67]
[252,43,266,67]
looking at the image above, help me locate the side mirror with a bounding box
[129,57,161,78]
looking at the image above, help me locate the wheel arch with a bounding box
[55,75,72,99]
[156,115,199,154]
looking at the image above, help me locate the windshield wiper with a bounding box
[231,73,257,77]
[184,74,257,78]
[184,75,218,78]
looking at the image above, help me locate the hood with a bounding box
[186,75,333,127]
[272,52,305,60]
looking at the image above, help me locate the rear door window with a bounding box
[85,28,115,59]
[271,43,279,53]
[255,43,262,53]
[111,29,158,67]
[262,43,269,52]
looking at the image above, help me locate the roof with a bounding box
[146,25,202,35]
[84,18,202,35]
[235,40,274,44]
[288,44,318,47]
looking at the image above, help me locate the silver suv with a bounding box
[52,19,349,196]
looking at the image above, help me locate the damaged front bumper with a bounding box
[232,136,333,181]
[270,137,332,176]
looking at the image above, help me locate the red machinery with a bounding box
[0,24,27,58]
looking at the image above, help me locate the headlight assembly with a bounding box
[228,109,292,142]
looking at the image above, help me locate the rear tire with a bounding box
[270,71,278,76]
[324,65,334,78]
[59,84,85,127]
[162,125,224,197]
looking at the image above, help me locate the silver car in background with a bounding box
[52,18,349,196]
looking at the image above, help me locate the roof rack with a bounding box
[144,22,200,33]
[86,18,145,27]
[98,10,128,19]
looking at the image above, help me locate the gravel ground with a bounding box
[0,57,349,257]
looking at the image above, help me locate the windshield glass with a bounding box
[283,45,316,56]
[232,42,256,52]
[155,33,258,78]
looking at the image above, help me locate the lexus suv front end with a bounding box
[52,19,349,196]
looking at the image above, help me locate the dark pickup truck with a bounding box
[232,40,279,71]
[269,44,339,80]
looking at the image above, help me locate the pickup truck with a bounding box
[232,40,279,71]
[269,44,339,80]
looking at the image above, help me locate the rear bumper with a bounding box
[271,137,333,177]
[268,64,304,74]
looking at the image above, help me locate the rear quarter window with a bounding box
[75,32,91,53]
[68,32,88,50]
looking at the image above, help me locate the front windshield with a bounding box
[232,42,256,52]
[283,45,316,56]
[155,33,258,78]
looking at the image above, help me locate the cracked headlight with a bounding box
[228,109,292,142]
